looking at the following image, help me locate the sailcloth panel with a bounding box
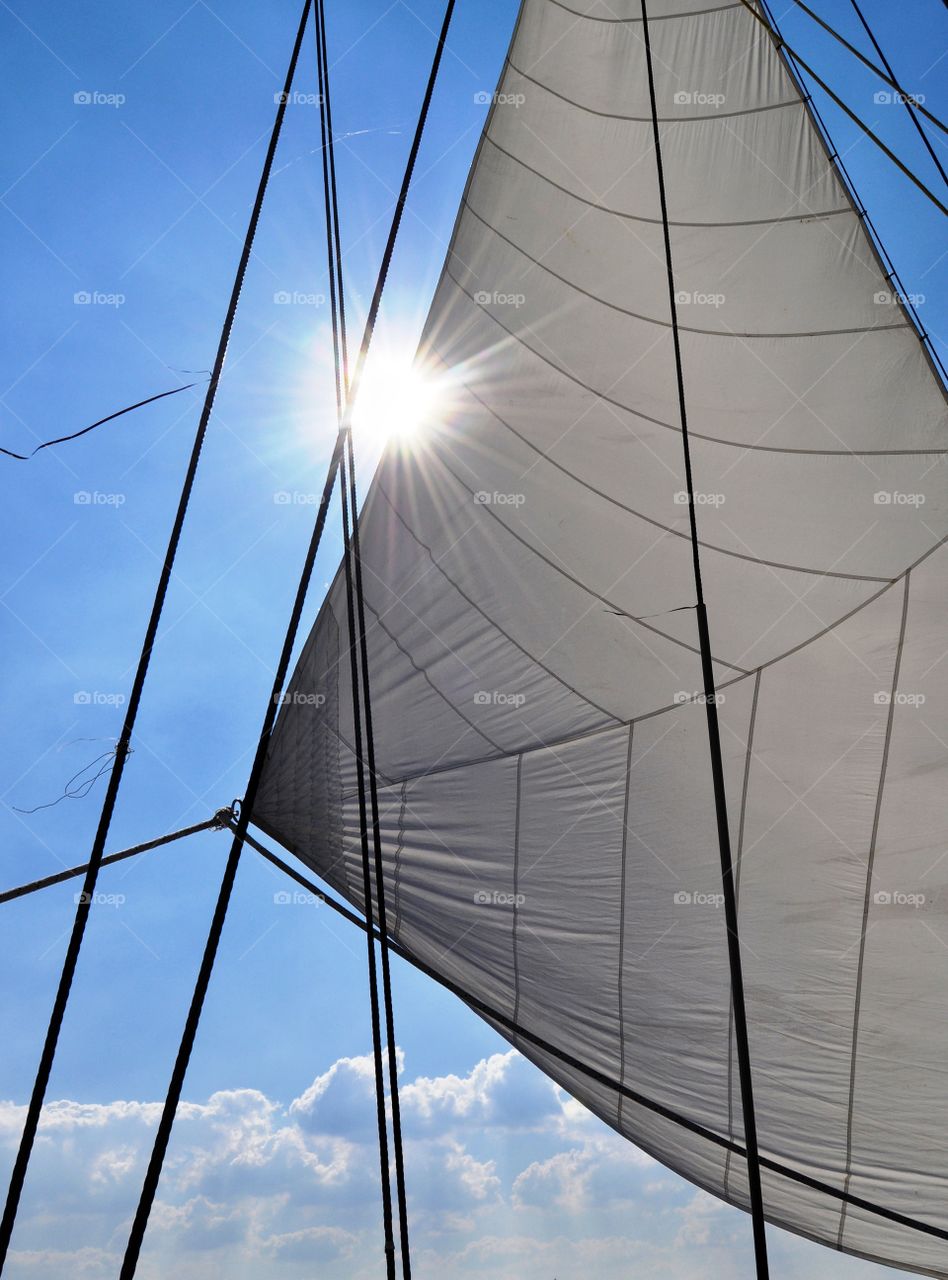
[254,0,948,1272]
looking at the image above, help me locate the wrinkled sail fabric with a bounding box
[254,0,948,1272]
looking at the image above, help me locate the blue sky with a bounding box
[0,0,944,1275]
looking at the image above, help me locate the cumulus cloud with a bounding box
[0,1050,885,1279]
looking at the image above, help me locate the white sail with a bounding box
[254,0,948,1272]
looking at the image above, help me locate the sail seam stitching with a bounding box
[546,0,742,21]
[507,56,800,123]
[436,360,895,582]
[374,483,622,722]
[512,755,524,1043]
[836,569,911,1250]
[441,268,946,457]
[723,668,762,1201]
[616,723,634,1132]
[483,134,854,229]
[392,780,408,936]
[461,198,908,340]
[333,528,947,801]
[430,443,751,673]
[361,594,507,753]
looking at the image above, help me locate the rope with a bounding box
[119,431,344,1280]
[738,0,947,216]
[317,0,351,394]
[788,0,946,142]
[343,434,414,1277]
[843,0,947,186]
[0,2,314,1266]
[338,451,397,1279]
[108,2,326,1273]
[640,1,770,1274]
[314,3,403,1271]
[238,819,948,1247]
[332,1,460,1271]
[0,814,229,906]
[752,0,947,390]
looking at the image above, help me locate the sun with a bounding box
[351,352,441,451]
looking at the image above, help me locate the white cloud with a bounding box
[0,1050,893,1279]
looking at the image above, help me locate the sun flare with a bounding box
[352,353,441,450]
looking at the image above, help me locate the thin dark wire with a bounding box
[12,748,123,814]
[0,815,227,906]
[844,0,947,184]
[0,381,204,461]
[788,0,946,141]
[640,1,770,1275]
[737,0,947,215]
[0,4,315,1256]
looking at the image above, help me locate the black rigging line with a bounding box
[338,449,398,1279]
[330,0,459,1270]
[116,0,458,1270]
[317,0,351,394]
[0,0,315,1264]
[345,431,416,1278]
[119,423,346,1278]
[115,14,324,1267]
[737,0,947,216]
[314,5,398,1272]
[843,0,948,186]
[0,814,230,906]
[788,0,947,147]
[639,2,770,1276]
[317,0,424,1266]
[0,381,204,461]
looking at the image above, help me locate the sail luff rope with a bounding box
[236,819,948,1246]
[0,815,230,906]
[788,0,947,144]
[639,1,770,1274]
[737,0,947,216]
[0,1,316,1267]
